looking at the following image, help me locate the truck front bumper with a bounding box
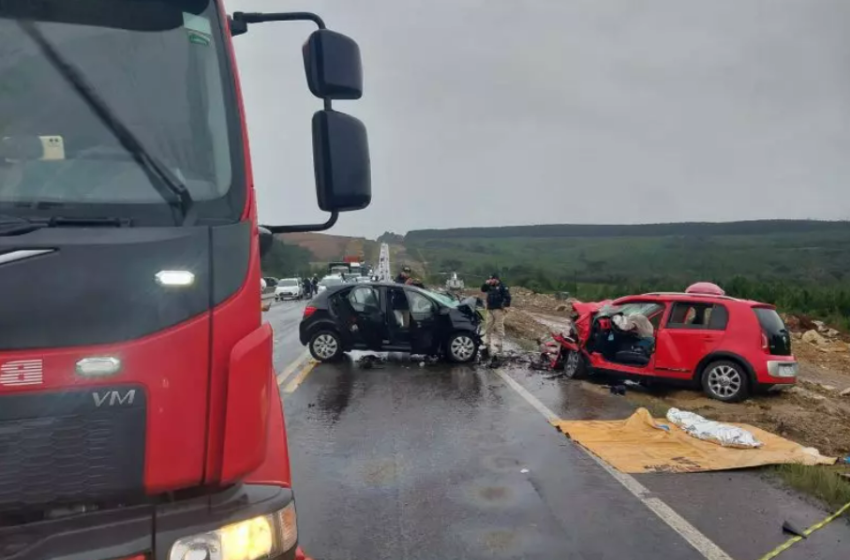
[0,484,298,560]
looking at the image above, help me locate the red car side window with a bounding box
[667,302,728,330]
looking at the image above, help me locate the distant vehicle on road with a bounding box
[552,284,796,402]
[300,283,483,363]
[317,275,346,294]
[275,278,304,300]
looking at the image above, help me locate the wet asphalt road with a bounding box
[267,301,850,560]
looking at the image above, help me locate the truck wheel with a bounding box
[446,332,478,363]
[563,350,588,380]
[702,360,749,402]
[309,330,343,362]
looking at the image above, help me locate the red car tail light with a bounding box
[303,306,317,319]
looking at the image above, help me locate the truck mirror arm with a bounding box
[260,210,338,234]
[229,11,326,37]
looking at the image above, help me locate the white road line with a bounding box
[276,350,310,386]
[492,369,734,560]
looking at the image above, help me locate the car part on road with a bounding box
[759,501,850,560]
[357,354,384,369]
[310,330,343,362]
[702,360,750,402]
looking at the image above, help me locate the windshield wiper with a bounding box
[17,20,195,226]
[0,215,130,236]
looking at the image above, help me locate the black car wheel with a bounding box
[309,330,343,362]
[702,360,750,402]
[446,332,478,363]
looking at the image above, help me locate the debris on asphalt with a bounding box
[609,384,626,396]
[782,519,808,538]
[357,355,385,369]
[520,468,529,474]
[552,408,836,474]
[666,408,763,449]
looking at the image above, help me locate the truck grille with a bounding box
[0,386,146,513]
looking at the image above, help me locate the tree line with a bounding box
[406,220,849,241]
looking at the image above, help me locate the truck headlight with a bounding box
[169,503,297,560]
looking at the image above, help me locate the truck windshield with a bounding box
[0,0,240,224]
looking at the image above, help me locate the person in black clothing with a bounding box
[395,265,424,288]
[481,273,511,356]
[301,277,312,299]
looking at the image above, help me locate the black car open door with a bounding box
[345,285,386,349]
[405,289,439,354]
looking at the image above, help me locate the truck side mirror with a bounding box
[303,30,363,100]
[312,110,371,212]
[258,226,274,258]
[234,12,371,233]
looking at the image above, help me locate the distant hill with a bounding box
[405,220,849,241]
[404,220,850,286]
[280,232,376,263]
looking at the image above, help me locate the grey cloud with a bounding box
[231,0,850,236]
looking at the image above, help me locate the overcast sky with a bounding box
[231,0,850,238]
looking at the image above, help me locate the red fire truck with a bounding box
[0,2,369,559]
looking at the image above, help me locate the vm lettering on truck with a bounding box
[93,389,136,407]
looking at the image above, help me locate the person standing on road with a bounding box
[395,265,424,288]
[311,275,318,294]
[302,277,312,299]
[481,273,511,357]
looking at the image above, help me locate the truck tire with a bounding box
[701,360,750,402]
[309,330,343,362]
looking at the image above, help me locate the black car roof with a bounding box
[315,281,435,298]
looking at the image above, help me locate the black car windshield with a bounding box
[425,289,459,308]
[0,0,239,223]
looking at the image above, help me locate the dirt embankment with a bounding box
[502,288,850,458]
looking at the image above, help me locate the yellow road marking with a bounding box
[284,360,317,394]
[756,500,850,560]
[276,350,310,386]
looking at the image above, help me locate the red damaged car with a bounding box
[552,283,797,402]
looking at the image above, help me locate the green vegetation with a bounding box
[772,464,850,511]
[407,220,850,328]
[260,237,312,278]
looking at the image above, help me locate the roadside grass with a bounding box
[771,464,850,511]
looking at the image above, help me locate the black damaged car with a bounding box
[299,282,483,362]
